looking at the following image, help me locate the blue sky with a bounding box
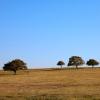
[0,0,100,68]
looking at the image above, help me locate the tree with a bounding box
[68,56,85,68]
[57,61,65,68]
[86,59,99,68]
[3,59,27,75]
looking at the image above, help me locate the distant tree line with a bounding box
[57,56,99,69]
[2,56,100,75]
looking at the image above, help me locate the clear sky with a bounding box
[0,0,100,68]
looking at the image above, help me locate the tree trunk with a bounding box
[14,70,16,75]
[92,65,94,68]
[76,65,78,69]
[61,65,62,69]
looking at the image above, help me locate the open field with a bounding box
[0,68,100,100]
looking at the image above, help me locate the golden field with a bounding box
[0,68,100,100]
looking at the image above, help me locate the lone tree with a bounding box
[68,56,85,69]
[86,59,99,68]
[57,61,65,68]
[3,59,27,75]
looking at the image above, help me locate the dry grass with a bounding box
[0,68,100,99]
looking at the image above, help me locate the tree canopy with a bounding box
[68,56,85,68]
[57,61,65,68]
[3,59,27,74]
[86,59,99,68]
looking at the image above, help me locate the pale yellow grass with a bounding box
[0,68,100,99]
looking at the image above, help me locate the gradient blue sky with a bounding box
[0,0,100,68]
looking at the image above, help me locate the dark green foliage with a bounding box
[3,59,27,74]
[57,61,65,68]
[86,59,99,68]
[68,56,85,68]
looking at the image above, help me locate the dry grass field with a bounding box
[0,68,100,100]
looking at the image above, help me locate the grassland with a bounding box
[0,68,100,100]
